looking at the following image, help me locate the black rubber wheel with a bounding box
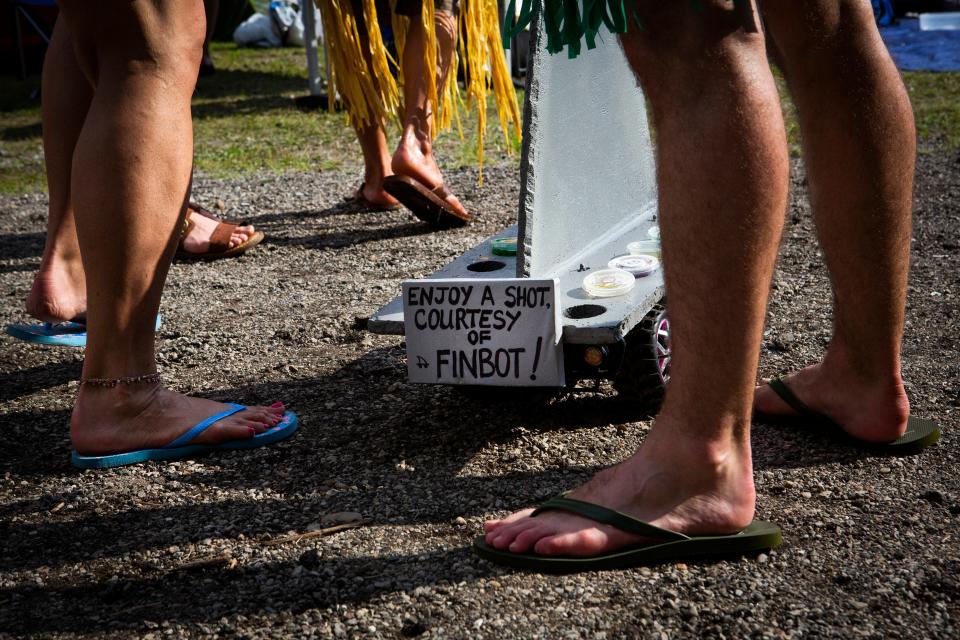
[613,302,671,412]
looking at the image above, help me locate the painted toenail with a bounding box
[271,402,284,408]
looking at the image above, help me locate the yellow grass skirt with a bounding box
[315,0,521,178]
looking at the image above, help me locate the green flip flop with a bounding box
[759,377,940,455]
[473,496,782,574]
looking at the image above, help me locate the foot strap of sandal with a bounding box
[162,403,246,448]
[431,183,452,200]
[532,495,690,541]
[207,220,236,253]
[767,377,827,419]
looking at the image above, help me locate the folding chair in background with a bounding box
[10,0,57,81]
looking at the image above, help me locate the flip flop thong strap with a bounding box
[532,496,690,541]
[162,403,246,449]
[767,377,824,419]
[431,183,452,199]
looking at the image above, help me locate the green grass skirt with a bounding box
[503,0,750,58]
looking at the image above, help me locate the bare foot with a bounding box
[483,424,756,558]
[179,207,256,254]
[753,357,909,443]
[71,382,287,456]
[26,249,87,324]
[391,132,467,218]
[357,181,400,209]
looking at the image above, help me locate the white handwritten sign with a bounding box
[403,278,565,387]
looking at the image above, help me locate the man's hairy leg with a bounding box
[485,0,789,557]
[755,0,914,443]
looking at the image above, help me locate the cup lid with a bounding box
[608,253,660,276]
[491,236,518,256]
[583,268,636,298]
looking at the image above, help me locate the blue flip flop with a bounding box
[71,403,298,469]
[6,315,162,348]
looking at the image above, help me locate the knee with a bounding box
[762,0,877,68]
[621,1,766,77]
[60,0,205,87]
[144,9,206,82]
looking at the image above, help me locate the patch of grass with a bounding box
[1,43,957,194]
[773,72,803,157]
[188,43,523,180]
[0,77,45,194]
[904,71,960,148]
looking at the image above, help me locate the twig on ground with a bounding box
[174,552,236,572]
[261,521,367,546]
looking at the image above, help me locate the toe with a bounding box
[228,225,254,248]
[484,508,536,540]
[445,194,468,217]
[491,508,535,528]
[753,379,792,415]
[206,420,257,444]
[245,420,269,433]
[243,406,283,422]
[488,517,539,549]
[508,526,551,553]
[483,519,504,532]
[533,529,605,557]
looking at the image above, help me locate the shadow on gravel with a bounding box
[0,360,81,404]
[1,548,494,635]
[0,230,44,261]
[0,409,73,477]
[263,219,435,251]
[750,422,874,471]
[1,343,891,632]
[0,262,39,273]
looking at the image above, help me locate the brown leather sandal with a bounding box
[188,201,246,226]
[383,175,471,229]
[174,213,264,261]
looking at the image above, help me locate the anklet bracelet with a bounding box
[79,373,161,388]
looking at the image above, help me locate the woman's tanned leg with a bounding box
[25,19,90,324]
[56,0,283,455]
[391,6,467,216]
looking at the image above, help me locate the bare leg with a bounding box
[486,1,788,556]
[354,123,401,207]
[57,0,283,455]
[345,9,400,209]
[754,0,913,442]
[26,19,89,324]
[391,9,467,217]
[24,19,255,323]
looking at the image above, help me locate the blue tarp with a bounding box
[880,18,960,72]
[873,0,896,27]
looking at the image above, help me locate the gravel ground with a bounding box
[1,150,958,639]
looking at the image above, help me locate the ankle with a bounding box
[399,122,432,153]
[822,342,903,389]
[71,381,161,437]
[363,167,391,189]
[645,416,752,472]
